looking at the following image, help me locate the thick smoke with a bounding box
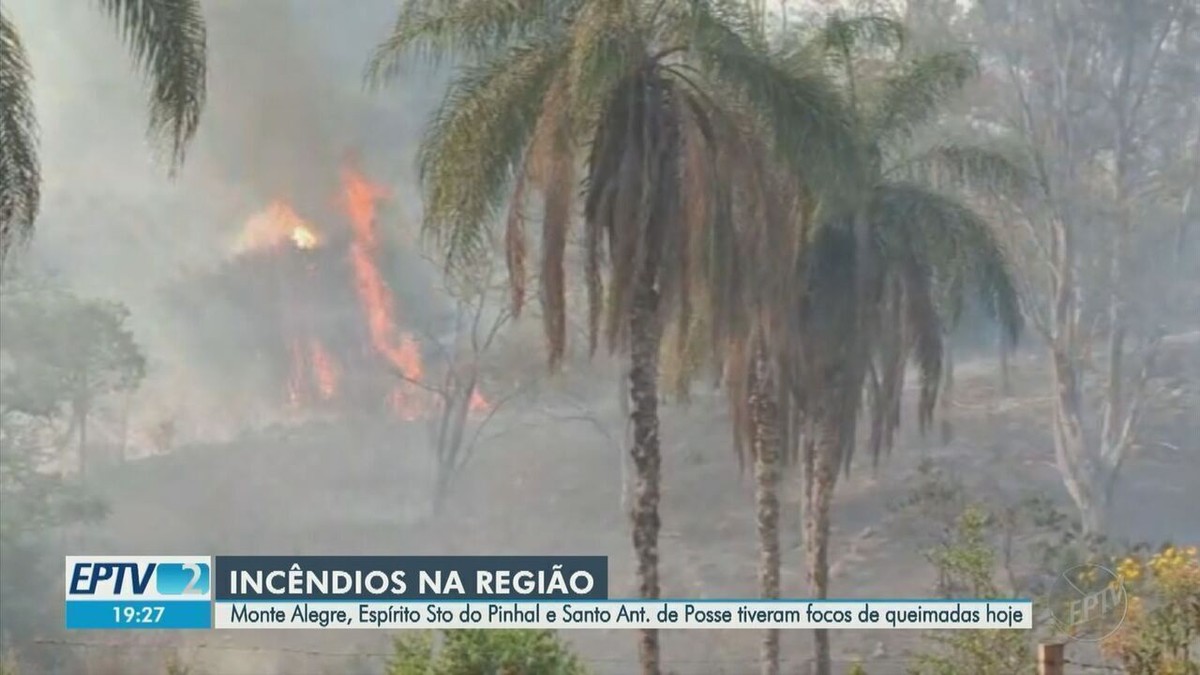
[8,0,442,448]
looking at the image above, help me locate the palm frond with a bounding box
[796,12,906,67]
[869,183,1022,345]
[97,0,206,173]
[504,154,530,315]
[898,254,943,434]
[889,143,1034,200]
[865,278,906,465]
[531,75,575,368]
[671,86,740,358]
[0,9,39,269]
[365,0,575,84]
[687,2,861,203]
[868,48,978,147]
[417,36,567,275]
[584,63,692,358]
[660,301,711,404]
[564,0,639,129]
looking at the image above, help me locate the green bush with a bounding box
[907,505,1035,675]
[385,630,588,675]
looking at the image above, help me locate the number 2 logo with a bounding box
[180,563,203,594]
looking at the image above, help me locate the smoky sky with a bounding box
[7,0,437,304]
[5,0,453,440]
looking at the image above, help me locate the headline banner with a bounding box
[215,556,607,600]
[64,556,1033,631]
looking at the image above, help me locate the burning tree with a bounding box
[163,160,518,509]
[164,164,471,424]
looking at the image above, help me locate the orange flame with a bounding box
[340,167,429,417]
[469,389,489,413]
[245,164,493,419]
[309,339,339,400]
[237,200,321,252]
[285,337,341,405]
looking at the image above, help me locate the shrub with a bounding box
[907,505,1035,675]
[386,629,588,675]
[1100,545,1200,675]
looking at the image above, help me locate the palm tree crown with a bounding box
[790,13,1025,470]
[367,0,858,368]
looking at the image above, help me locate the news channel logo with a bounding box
[65,556,212,601]
[1047,563,1127,641]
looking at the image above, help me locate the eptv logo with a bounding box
[65,556,211,601]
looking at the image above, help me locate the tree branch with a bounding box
[1107,328,1165,467]
[458,379,536,467]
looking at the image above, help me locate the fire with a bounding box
[236,162,492,420]
[236,200,321,252]
[469,389,489,413]
[284,337,340,405]
[291,225,318,250]
[309,339,339,400]
[340,167,431,417]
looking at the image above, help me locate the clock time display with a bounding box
[113,605,166,624]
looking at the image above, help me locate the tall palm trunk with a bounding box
[804,415,838,675]
[628,268,663,675]
[750,345,782,675]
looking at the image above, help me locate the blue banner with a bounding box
[65,600,212,629]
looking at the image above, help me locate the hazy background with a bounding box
[7,0,449,446]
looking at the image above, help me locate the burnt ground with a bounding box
[17,347,1200,675]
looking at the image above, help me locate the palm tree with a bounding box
[772,15,1027,675]
[366,2,854,672]
[703,111,819,675]
[0,0,207,271]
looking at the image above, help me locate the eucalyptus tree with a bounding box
[366,1,855,672]
[0,1,207,271]
[969,0,1198,537]
[770,14,1025,675]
